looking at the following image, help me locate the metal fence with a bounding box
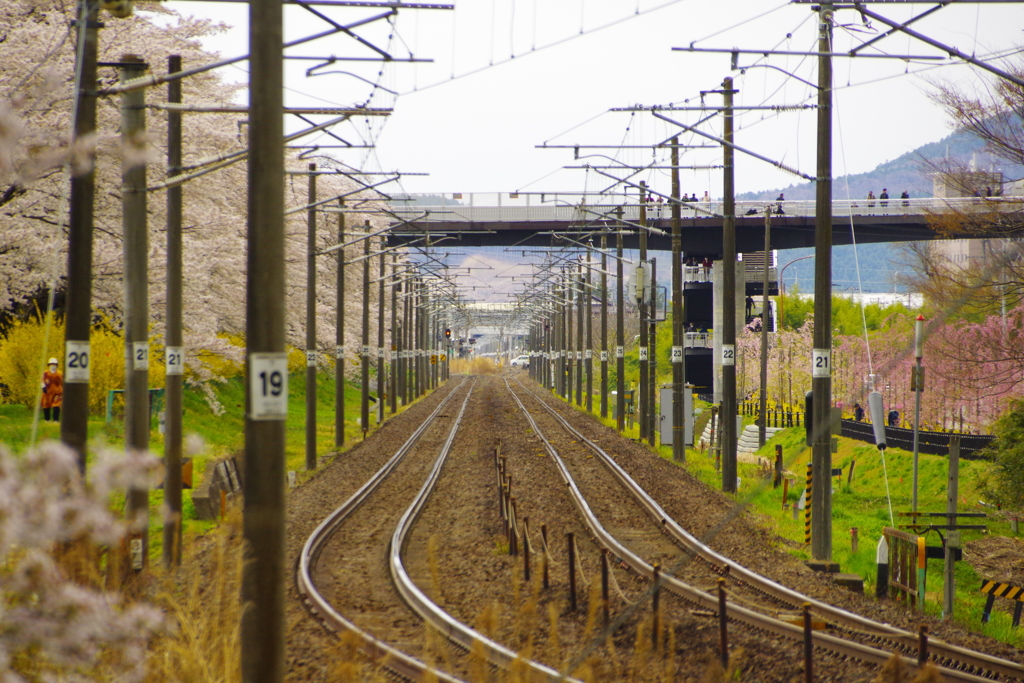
[841,419,994,459]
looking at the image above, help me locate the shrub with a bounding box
[0,312,65,408]
[0,314,168,415]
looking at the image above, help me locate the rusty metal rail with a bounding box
[297,378,468,682]
[506,376,1019,682]
[297,377,579,683]
[388,383,578,682]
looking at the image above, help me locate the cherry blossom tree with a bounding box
[0,0,391,388]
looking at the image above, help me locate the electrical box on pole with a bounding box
[658,387,692,447]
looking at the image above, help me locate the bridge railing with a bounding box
[390,195,1021,224]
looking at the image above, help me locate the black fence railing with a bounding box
[840,419,994,460]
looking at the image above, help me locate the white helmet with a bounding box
[48,358,58,366]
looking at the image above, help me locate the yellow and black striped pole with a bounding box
[804,463,813,545]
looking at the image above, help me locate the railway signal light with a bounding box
[445,328,451,339]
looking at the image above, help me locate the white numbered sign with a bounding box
[362,345,371,357]
[812,348,831,378]
[576,351,582,360]
[585,349,593,360]
[638,346,648,361]
[671,345,683,363]
[65,340,90,383]
[721,344,735,366]
[336,345,344,360]
[616,345,624,358]
[166,346,183,376]
[378,346,385,358]
[306,350,317,367]
[250,352,288,420]
[132,342,149,371]
[600,350,608,362]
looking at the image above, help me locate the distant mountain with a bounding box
[750,127,1024,293]
[738,128,1024,203]
[776,243,911,294]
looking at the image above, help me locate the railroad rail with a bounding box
[505,375,1024,682]
[297,378,580,683]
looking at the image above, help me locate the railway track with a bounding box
[504,374,1024,682]
[296,377,581,683]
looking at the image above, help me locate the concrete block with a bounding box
[191,456,243,520]
[805,560,841,574]
[833,573,865,593]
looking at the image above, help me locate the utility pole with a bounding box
[759,208,772,448]
[585,248,593,413]
[62,0,100,472]
[721,77,738,494]
[335,200,345,448]
[671,137,686,462]
[361,222,371,437]
[576,262,584,406]
[567,269,575,401]
[648,257,658,448]
[390,255,399,414]
[616,210,625,432]
[811,2,835,561]
[601,234,609,418]
[121,55,151,574]
[911,314,925,512]
[242,1,286,681]
[638,182,649,442]
[163,54,184,568]
[305,163,317,471]
[377,248,386,424]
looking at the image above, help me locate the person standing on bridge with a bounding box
[901,190,910,208]
[775,193,785,215]
[880,189,889,208]
[867,190,876,208]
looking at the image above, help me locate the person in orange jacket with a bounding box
[41,357,63,422]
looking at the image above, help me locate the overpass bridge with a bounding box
[387,194,1021,255]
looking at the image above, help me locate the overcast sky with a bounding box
[166,0,1023,202]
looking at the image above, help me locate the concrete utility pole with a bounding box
[62,1,100,472]
[305,163,317,471]
[335,200,345,448]
[721,77,738,494]
[648,258,658,448]
[361,222,371,436]
[121,55,151,574]
[811,2,835,561]
[759,209,772,448]
[567,269,575,400]
[601,234,609,418]
[616,211,625,432]
[163,54,184,568]
[638,182,649,442]
[377,248,386,424]
[671,137,686,462]
[585,248,593,413]
[390,255,399,414]
[242,1,286,681]
[576,263,584,406]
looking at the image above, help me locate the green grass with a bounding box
[678,424,1024,648]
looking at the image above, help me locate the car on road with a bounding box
[511,355,530,369]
